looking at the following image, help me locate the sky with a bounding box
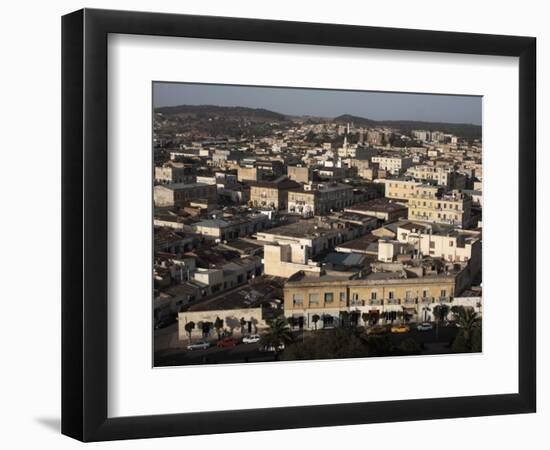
[153,82,482,125]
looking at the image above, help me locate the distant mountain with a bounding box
[155,104,287,122]
[334,114,481,139]
[155,105,481,139]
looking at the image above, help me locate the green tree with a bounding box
[184,321,195,342]
[399,338,421,355]
[457,307,479,342]
[214,316,224,340]
[260,317,293,358]
[433,304,450,340]
[451,308,481,353]
[339,311,350,328]
[361,312,370,328]
[364,335,392,357]
[239,317,246,335]
[281,328,368,361]
[311,314,320,331]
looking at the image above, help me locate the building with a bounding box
[154,162,196,184]
[249,177,301,210]
[287,182,354,216]
[344,198,408,222]
[287,165,312,184]
[371,155,413,175]
[395,221,481,274]
[154,182,217,208]
[192,214,268,241]
[406,164,467,189]
[407,186,472,228]
[383,178,422,201]
[177,276,284,342]
[256,218,362,278]
[283,264,471,329]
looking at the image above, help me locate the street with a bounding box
[154,323,462,367]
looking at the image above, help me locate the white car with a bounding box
[417,322,434,331]
[260,343,285,353]
[186,341,211,351]
[242,334,261,344]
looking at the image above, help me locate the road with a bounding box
[154,323,462,367]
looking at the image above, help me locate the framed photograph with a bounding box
[62,8,536,442]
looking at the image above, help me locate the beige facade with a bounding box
[383,179,422,201]
[178,307,269,342]
[153,183,217,207]
[371,155,413,175]
[249,178,300,210]
[237,166,258,182]
[287,166,311,183]
[407,186,472,228]
[287,183,354,216]
[283,274,459,329]
[155,163,195,184]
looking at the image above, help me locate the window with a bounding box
[324,292,334,303]
[430,241,435,249]
[441,289,447,298]
[308,293,319,305]
[370,291,377,300]
[339,292,346,302]
[449,240,454,247]
[292,294,303,306]
[388,291,395,300]
[405,291,412,300]
[423,289,429,298]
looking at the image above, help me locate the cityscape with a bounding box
[153,83,482,366]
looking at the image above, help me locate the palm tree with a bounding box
[239,317,246,335]
[259,317,293,358]
[433,304,449,340]
[184,321,195,342]
[339,311,350,328]
[214,316,224,340]
[456,307,479,341]
[311,314,320,331]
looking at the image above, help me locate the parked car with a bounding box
[417,322,434,331]
[366,325,388,335]
[186,341,211,351]
[390,325,410,334]
[216,337,238,348]
[260,343,285,352]
[242,334,261,344]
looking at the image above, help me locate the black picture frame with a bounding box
[62,8,536,442]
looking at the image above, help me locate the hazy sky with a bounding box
[153,82,482,125]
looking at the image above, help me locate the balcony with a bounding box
[403,298,417,305]
[369,299,382,306]
[421,297,433,304]
[386,298,400,306]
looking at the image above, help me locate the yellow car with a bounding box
[390,325,410,334]
[366,325,388,335]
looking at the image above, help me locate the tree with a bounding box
[260,317,293,358]
[311,314,320,331]
[456,307,479,342]
[184,321,195,342]
[339,311,350,328]
[399,338,421,355]
[214,316,224,340]
[350,310,361,327]
[239,317,246,335]
[451,308,481,353]
[433,304,449,340]
[361,312,370,328]
[281,328,368,361]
